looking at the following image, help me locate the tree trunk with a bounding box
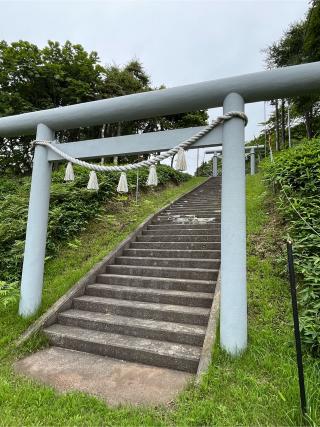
[281,99,286,148]
[275,99,280,151]
[304,110,314,139]
[101,124,106,138]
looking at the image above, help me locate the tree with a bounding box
[304,0,320,62]
[0,40,105,173]
[264,1,320,141]
[0,41,208,174]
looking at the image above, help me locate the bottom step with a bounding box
[44,324,201,373]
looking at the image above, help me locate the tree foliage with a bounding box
[264,0,320,143]
[0,40,208,174]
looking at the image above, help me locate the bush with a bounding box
[0,281,19,308]
[0,164,190,284]
[196,159,215,176]
[261,139,320,356]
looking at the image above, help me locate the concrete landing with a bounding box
[14,347,192,406]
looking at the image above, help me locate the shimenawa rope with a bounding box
[32,111,248,172]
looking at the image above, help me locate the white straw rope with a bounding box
[33,111,247,172]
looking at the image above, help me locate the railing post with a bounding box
[220,92,247,354]
[212,152,218,177]
[19,124,54,317]
[250,147,255,175]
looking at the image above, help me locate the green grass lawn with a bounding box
[0,174,319,426]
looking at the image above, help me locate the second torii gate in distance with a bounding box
[206,144,265,176]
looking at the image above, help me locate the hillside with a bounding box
[0,165,190,298]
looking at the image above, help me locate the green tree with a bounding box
[265,1,320,140]
[304,0,320,62]
[0,40,105,173]
[0,41,208,174]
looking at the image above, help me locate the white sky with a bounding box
[0,0,309,174]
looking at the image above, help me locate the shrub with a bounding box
[196,159,215,176]
[0,281,19,308]
[261,139,320,356]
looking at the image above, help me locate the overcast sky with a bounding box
[0,0,309,174]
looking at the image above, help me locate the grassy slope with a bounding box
[0,174,319,426]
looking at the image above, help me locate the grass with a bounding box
[0,174,319,426]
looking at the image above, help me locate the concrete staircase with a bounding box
[44,178,221,373]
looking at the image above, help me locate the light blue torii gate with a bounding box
[0,61,319,356]
[206,144,265,176]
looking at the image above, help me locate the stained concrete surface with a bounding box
[14,347,192,406]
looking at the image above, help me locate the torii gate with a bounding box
[0,61,319,356]
[206,144,265,176]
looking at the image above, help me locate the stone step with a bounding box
[177,194,219,197]
[175,195,219,198]
[106,264,218,281]
[182,200,220,203]
[130,241,220,250]
[163,212,220,217]
[152,218,221,225]
[156,218,221,224]
[123,248,220,259]
[170,208,220,213]
[86,283,213,307]
[168,203,221,213]
[171,203,221,213]
[156,213,221,220]
[97,274,215,293]
[147,225,220,230]
[173,200,220,203]
[167,205,220,210]
[174,198,220,203]
[160,216,220,221]
[58,309,207,346]
[174,192,218,196]
[44,324,201,372]
[143,228,220,235]
[115,256,220,270]
[137,234,220,242]
[173,197,221,202]
[156,212,220,217]
[147,223,215,230]
[182,188,217,191]
[73,295,210,325]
